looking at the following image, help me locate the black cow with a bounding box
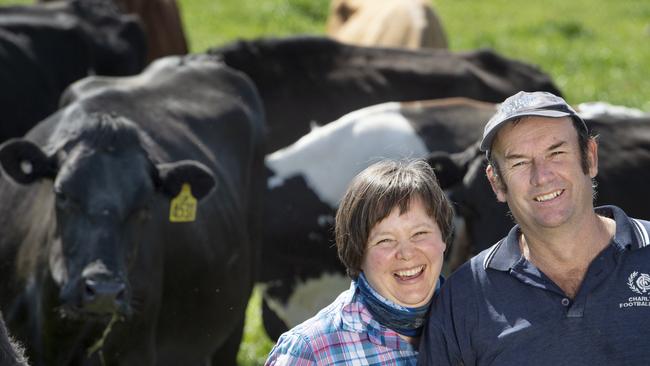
[0,54,265,365]
[0,312,28,366]
[208,36,561,151]
[429,103,650,267]
[0,0,146,142]
[261,98,495,339]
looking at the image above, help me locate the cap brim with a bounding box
[479,109,574,152]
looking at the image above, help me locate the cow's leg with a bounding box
[210,318,244,366]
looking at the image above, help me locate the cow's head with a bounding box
[426,144,512,265]
[0,113,215,319]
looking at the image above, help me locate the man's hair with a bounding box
[335,159,454,279]
[487,116,594,191]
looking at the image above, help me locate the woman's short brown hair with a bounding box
[335,159,454,279]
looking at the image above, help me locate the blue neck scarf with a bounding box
[356,272,443,337]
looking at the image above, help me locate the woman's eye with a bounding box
[375,238,392,246]
[413,231,429,239]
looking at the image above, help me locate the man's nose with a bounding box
[530,159,554,186]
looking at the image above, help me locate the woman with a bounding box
[265,159,453,365]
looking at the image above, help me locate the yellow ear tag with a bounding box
[169,183,197,222]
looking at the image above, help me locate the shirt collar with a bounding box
[484,205,641,271]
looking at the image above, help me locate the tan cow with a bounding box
[326,0,448,49]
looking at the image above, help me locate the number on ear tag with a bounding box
[169,183,197,222]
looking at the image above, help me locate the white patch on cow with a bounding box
[264,272,350,328]
[266,102,429,208]
[577,102,647,120]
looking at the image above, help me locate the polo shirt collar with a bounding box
[484,205,642,271]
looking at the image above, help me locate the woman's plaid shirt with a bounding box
[265,282,418,365]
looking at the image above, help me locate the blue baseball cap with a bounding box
[480,91,588,153]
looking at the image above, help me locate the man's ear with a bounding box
[0,139,57,184]
[486,164,506,203]
[587,137,598,178]
[155,160,216,200]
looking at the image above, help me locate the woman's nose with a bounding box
[396,241,415,260]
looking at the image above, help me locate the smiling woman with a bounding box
[265,159,453,365]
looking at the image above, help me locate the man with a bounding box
[419,91,650,365]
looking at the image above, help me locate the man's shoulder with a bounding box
[451,237,508,277]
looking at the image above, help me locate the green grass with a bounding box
[2,0,650,364]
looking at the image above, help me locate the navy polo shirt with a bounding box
[419,206,650,366]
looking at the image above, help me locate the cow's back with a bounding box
[209,36,560,151]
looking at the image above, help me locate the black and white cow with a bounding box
[261,98,496,339]
[0,311,28,366]
[429,102,650,267]
[0,0,146,141]
[0,54,265,365]
[209,36,561,151]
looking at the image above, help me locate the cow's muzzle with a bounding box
[61,260,132,318]
[81,277,130,316]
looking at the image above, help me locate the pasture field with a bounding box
[1,0,648,364]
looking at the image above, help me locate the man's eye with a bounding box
[511,161,526,168]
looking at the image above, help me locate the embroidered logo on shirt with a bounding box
[619,271,650,308]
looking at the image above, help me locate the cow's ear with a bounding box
[155,160,216,200]
[426,152,465,189]
[0,139,57,184]
[426,142,481,189]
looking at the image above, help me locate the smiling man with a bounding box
[419,91,650,365]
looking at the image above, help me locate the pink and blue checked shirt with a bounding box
[265,282,418,365]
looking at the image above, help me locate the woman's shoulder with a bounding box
[265,288,354,365]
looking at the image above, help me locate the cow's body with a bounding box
[326,0,448,49]
[429,103,650,267]
[208,36,560,151]
[39,0,189,62]
[262,98,495,339]
[0,55,265,365]
[0,0,146,142]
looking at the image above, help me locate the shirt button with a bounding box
[561,298,571,306]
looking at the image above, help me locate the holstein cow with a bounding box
[326,0,448,49]
[208,36,561,151]
[0,54,265,365]
[0,0,146,141]
[261,98,496,339]
[0,312,28,366]
[429,102,650,268]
